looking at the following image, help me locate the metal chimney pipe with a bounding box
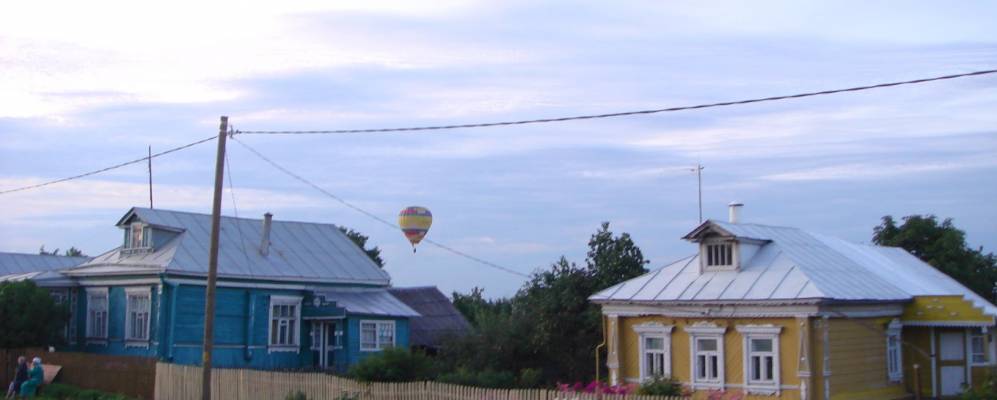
[728,202,743,223]
[260,212,273,256]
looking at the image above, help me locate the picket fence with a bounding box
[154,363,686,400]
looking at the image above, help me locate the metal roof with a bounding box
[388,286,471,348]
[0,252,89,276]
[591,221,997,317]
[314,288,420,317]
[72,208,391,285]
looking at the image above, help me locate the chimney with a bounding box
[728,202,743,223]
[260,212,273,256]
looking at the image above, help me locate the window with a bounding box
[633,323,673,381]
[86,288,109,341]
[970,328,991,366]
[738,325,782,394]
[886,319,902,381]
[685,323,726,390]
[124,222,151,249]
[48,290,71,341]
[706,243,733,267]
[695,338,720,381]
[360,321,396,351]
[125,288,151,343]
[268,296,302,351]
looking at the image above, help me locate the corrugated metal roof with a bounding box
[388,286,471,348]
[314,288,420,317]
[591,221,997,316]
[0,252,90,276]
[74,208,391,285]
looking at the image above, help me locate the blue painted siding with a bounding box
[57,279,413,372]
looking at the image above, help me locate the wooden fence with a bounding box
[0,348,156,399]
[155,362,686,400]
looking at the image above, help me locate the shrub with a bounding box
[517,368,543,388]
[39,383,135,400]
[638,376,683,396]
[348,347,436,382]
[962,370,997,399]
[285,390,308,400]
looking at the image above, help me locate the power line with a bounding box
[236,68,997,135]
[0,135,217,195]
[230,136,531,278]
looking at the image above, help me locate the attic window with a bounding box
[124,222,151,250]
[705,243,733,267]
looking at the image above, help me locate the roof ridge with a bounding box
[135,207,344,228]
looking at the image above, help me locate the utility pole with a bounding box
[148,145,154,209]
[691,164,704,223]
[201,116,228,400]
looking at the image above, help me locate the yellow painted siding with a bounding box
[901,327,933,397]
[902,296,991,324]
[827,318,906,400]
[619,316,800,399]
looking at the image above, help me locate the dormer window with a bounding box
[706,242,733,267]
[123,222,151,250]
[701,238,738,272]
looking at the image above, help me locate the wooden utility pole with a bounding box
[201,116,228,400]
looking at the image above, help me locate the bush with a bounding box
[638,376,683,396]
[438,368,517,388]
[285,391,308,400]
[962,370,997,399]
[348,347,436,382]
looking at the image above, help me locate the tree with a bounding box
[444,222,650,384]
[64,247,87,257]
[38,245,88,257]
[873,215,997,300]
[0,281,69,348]
[586,222,649,291]
[338,227,385,268]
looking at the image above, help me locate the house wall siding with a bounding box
[826,317,905,400]
[618,316,801,399]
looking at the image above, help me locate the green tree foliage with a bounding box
[873,215,997,299]
[338,227,385,268]
[443,222,648,385]
[348,347,436,382]
[0,281,69,348]
[38,245,88,257]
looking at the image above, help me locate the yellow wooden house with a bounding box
[590,204,997,399]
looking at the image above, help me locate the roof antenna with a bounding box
[689,164,704,223]
[148,145,154,209]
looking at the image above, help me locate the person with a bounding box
[5,356,27,399]
[17,358,42,398]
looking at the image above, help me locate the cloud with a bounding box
[759,157,997,182]
[0,177,321,221]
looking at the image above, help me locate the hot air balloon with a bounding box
[398,206,432,252]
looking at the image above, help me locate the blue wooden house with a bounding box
[3,207,420,372]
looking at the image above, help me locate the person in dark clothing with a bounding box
[5,356,27,399]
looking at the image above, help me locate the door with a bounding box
[939,331,966,396]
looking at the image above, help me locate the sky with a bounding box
[1,1,996,298]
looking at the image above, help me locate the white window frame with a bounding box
[360,320,396,351]
[886,319,903,381]
[969,327,993,366]
[48,289,73,342]
[123,222,152,251]
[700,238,738,272]
[85,287,109,344]
[633,323,673,382]
[267,295,302,352]
[737,325,782,395]
[124,287,152,345]
[685,323,726,390]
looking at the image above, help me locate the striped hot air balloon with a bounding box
[398,206,432,252]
